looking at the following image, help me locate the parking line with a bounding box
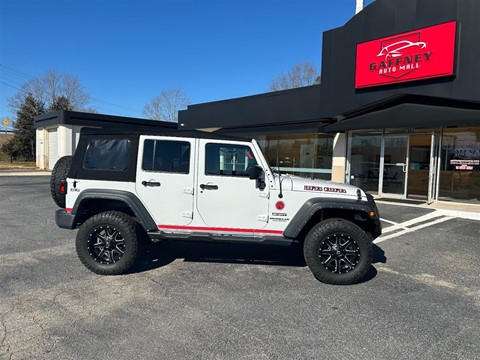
[381,211,439,234]
[375,213,453,243]
[380,218,398,225]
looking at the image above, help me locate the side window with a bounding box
[142,139,190,174]
[205,143,257,177]
[84,139,130,171]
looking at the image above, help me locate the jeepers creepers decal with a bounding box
[355,21,456,88]
[304,185,347,193]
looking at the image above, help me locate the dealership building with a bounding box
[35,0,480,206]
[178,0,480,205]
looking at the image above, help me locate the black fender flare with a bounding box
[71,189,158,232]
[283,197,380,239]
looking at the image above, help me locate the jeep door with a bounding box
[196,140,269,231]
[136,136,195,226]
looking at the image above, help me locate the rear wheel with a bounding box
[303,218,372,285]
[50,155,72,208]
[76,211,138,275]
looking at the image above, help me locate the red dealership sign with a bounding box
[355,21,457,88]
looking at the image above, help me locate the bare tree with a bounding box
[269,62,321,91]
[59,72,90,110]
[143,88,190,122]
[8,69,91,114]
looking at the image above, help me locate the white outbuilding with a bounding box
[34,110,177,170]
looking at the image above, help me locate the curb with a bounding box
[435,208,480,221]
[0,170,51,177]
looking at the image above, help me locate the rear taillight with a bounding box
[59,180,66,195]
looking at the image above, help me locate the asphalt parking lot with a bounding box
[1,176,479,360]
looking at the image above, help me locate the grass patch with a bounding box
[0,161,38,170]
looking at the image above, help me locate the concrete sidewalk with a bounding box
[375,198,480,221]
[424,200,480,221]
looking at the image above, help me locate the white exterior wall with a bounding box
[331,133,347,183]
[47,128,58,170]
[35,125,83,170]
[58,125,73,159]
[36,129,46,169]
[72,126,82,152]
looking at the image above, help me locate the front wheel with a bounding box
[76,212,138,275]
[303,218,372,285]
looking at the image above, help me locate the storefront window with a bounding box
[349,133,381,193]
[253,133,333,180]
[439,127,480,204]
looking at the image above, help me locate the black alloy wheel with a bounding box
[76,211,138,275]
[88,225,126,265]
[318,233,360,274]
[303,218,372,285]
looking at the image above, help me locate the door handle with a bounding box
[200,184,218,190]
[142,181,161,187]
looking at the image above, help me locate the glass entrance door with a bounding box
[380,136,409,198]
[348,131,439,201]
[408,134,435,201]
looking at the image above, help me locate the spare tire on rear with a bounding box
[50,155,72,208]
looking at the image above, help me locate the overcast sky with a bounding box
[0,0,375,120]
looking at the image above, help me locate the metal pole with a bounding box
[356,0,364,14]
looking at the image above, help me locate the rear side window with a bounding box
[142,139,190,174]
[205,143,257,177]
[83,139,131,171]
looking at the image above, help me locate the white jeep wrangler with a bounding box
[52,127,381,285]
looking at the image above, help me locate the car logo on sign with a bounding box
[369,32,433,79]
[377,40,427,61]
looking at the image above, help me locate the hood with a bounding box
[274,174,365,198]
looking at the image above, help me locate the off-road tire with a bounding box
[50,155,72,208]
[304,218,372,285]
[76,211,138,275]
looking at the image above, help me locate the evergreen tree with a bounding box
[50,96,73,111]
[1,139,18,163]
[12,93,45,161]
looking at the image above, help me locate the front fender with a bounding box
[283,196,381,239]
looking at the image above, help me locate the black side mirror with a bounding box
[248,165,263,180]
[249,165,266,190]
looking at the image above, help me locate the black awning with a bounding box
[325,96,480,132]
[178,85,323,130]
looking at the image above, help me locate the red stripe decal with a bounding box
[157,224,283,235]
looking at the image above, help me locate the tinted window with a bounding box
[83,139,130,171]
[142,139,190,174]
[205,143,257,177]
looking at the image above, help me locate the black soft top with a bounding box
[80,127,252,142]
[70,127,253,182]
